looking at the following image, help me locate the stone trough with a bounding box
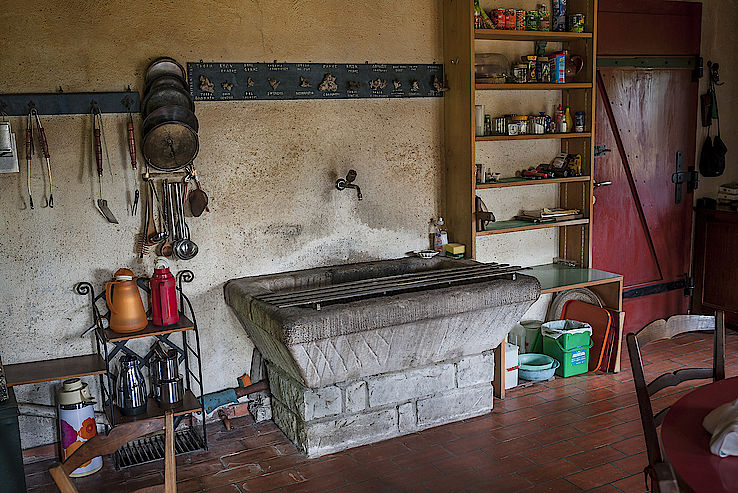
[225,257,540,457]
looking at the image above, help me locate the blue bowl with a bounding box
[518,358,560,381]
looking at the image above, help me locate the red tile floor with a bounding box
[25,330,738,493]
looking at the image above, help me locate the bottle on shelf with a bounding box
[555,104,566,133]
[565,106,573,134]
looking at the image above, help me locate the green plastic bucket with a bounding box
[541,320,593,377]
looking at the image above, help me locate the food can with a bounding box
[492,9,506,28]
[538,3,551,31]
[537,57,549,82]
[569,13,585,32]
[505,9,517,30]
[524,55,537,82]
[526,10,539,31]
[575,111,585,132]
[516,9,526,30]
[513,63,528,83]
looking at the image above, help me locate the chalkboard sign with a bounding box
[187,62,444,101]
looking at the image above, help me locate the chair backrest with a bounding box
[626,311,725,492]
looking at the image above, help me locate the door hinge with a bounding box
[594,145,612,157]
[672,151,698,204]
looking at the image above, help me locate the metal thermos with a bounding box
[150,257,179,326]
[57,379,103,477]
[115,356,147,416]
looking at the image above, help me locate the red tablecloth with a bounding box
[661,377,738,493]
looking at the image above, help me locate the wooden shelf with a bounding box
[476,218,590,235]
[476,83,592,90]
[5,354,106,387]
[104,314,194,343]
[475,29,593,41]
[476,132,591,141]
[476,176,590,189]
[108,390,202,425]
[520,263,623,296]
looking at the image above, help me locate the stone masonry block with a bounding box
[398,401,417,433]
[304,407,399,458]
[267,363,342,421]
[367,363,455,408]
[344,381,368,413]
[456,351,494,388]
[416,384,493,428]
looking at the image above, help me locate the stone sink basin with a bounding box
[225,257,540,389]
[225,257,540,456]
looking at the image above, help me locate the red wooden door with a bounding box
[593,0,701,332]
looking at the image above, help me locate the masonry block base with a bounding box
[266,351,494,457]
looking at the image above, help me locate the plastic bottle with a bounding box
[555,104,565,133]
[565,105,573,134]
[433,217,448,252]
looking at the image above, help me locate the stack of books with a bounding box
[515,208,582,223]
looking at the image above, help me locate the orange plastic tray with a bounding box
[561,299,612,372]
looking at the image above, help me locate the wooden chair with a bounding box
[50,410,177,493]
[627,311,725,493]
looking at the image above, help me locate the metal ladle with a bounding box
[172,182,198,260]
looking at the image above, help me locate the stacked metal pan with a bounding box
[142,57,199,171]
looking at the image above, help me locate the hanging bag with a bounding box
[700,62,727,177]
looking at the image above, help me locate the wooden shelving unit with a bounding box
[476,176,591,188]
[107,390,201,425]
[443,0,617,399]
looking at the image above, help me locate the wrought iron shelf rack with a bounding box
[75,270,207,470]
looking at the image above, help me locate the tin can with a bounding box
[569,13,585,32]
[575,111,585,132]
[492,9,506,28]
[516,9,526,30]
[537,57,549,82]
[513,64,528,83]
[484,115,492,136]
[505,9,517,30]
[526,10,539,31]
[494,116,506,135]
[523,56,537,82]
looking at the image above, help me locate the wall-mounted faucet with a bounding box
[336,169,362,200]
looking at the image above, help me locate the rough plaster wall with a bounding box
[0,0,442,448]
[691,0,738,199]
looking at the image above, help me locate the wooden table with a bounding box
[661,377,738,493]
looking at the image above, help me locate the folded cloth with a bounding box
[703,398,738,457]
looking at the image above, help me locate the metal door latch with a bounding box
[594,145,612,157]
[672,151,698,204]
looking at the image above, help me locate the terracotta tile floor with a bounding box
[25,330,738,493]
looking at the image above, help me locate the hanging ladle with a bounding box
[172,182,198,260]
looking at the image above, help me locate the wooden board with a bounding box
[5,354,106,387]
[476,133,591,142]
[476,83,592,90]
[108,390,201,425]
[443,0,476,258]
[105,314,194,342]
[474,29,593,41]
[477,218,589,235]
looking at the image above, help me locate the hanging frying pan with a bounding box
[142,106,199,171]
[145,74,188,95]
[142,85,194,117]
[145,57,187,88]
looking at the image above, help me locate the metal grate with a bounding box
[113,427,206,469]
[255,262,523,309]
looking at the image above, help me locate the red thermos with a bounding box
[150,257,179,326]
